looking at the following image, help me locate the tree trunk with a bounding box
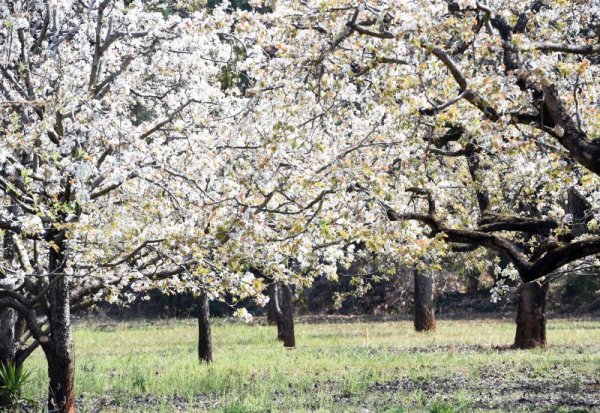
[44,235,75,413]
[0,308,18,409]
[268,282,285,341]
[567,187,592,237]
[465,269,480,294]
[266,282,279,326]
[0,310,17,363]
[414,268,436,332]
[280,283,295,348]
[197,290,212,363]
[514,280,548,349]
[0,219,21,409]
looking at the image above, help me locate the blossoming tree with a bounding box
[0,1,257,409]
[2,0,600,410]
[0,1,353,409]
[230,0,600,348]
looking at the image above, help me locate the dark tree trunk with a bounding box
[414,268,436,332]
[279,283,295,348]
[465,269,480,294]
[197,290,212,363]
[514,280,548,349]
[0,308,18,409]
[0,222,21,409]
[0,309,17,363]
[44,235,75,413]
[267,282,285,341]
[266,282,279,326]
[567,187,592,237]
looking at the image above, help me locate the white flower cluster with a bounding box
[234,308,253,324]
[18,215,44,235]
[254,294,270,308]
[490,281,510,304]
[456,0,477,10]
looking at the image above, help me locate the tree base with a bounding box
[198,290,212,363]
[414,269,436,332]
[280,284,295,348]
[414,310,436,332]
[513,281,548,350]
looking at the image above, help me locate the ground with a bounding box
[21,317,600,412]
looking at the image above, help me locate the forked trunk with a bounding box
[45,235,75,413]
[197,290,212,363]
[514,280,548,349]
[414,268,436,332]
[280,283,295,348]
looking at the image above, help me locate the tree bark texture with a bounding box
[0,217,21,409]
[44,234,75,413]
[567,187,592,237]
[514,280,548,349]
[0,308,18,409]
[197,290,212,363]
[266,282,279,326]
[268,282,285,341]
[280,283,295,348]
[414,268,436,332]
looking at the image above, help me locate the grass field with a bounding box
[21,317,600,412]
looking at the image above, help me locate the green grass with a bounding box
[21,317,600,412]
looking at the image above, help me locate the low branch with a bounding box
[0,298,48,345]
[406,187,436,215]
[0,221,42,240]
[505,42,600,56]
[347,23,394,39]
[477,213,558,235]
